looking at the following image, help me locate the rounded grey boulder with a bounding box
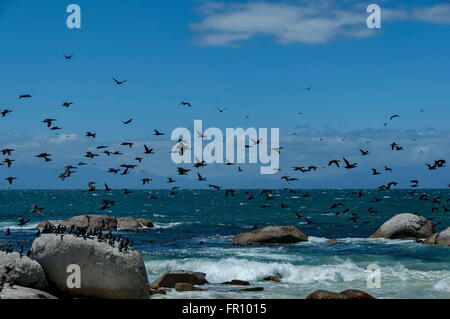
[425,227,450,246]
[231,225,308,245]
[117,217,154,231]
[0,285,57,299]
[370,213,434,240]
[30,234,149,299]
[58,215,117,230]
[55,215,154,231]
[0,251,47,290]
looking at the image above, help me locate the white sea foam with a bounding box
[146,257,368,284]
[153,222,184,229]
[433,277,450,293]
[0,222,39,230]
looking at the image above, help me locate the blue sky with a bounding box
[0,0,449,189]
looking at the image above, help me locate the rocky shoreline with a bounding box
[1,213,449,299]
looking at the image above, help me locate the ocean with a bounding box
[1,189,449,299]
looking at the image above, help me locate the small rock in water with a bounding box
[306,289,375,299]
[263,275,281,283]
[148,286,167,295]
[239,287,264,292]
[151,270,208,289]
[221,279,250,286]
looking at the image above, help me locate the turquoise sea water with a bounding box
[1,189,449,299]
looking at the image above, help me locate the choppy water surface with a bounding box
[1,189,449,299]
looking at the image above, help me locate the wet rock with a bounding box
[221,279,250,286]
[425,227,450,246]
[306,289,375,299]
[149,286,167,295]
[151,270,208,289]
[58,215,117,231]
[263,275,281,283]
[370,213,434,240]
[239,287,264,292]
[232,226,308,245]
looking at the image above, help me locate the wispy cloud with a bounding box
[191,1,450,46]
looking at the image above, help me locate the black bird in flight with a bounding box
[389,114,400,120]
[1,149,14,156]
[123,119,133,125]
[19,94,32,99]
[1,109,12,117]
[31,205,45,214]
[17,218,31,226]
[113,77,127,85]
[360,149,370,156]
[62,102,73,108]
[177,167,190,175]
[343,158,357,169]
[154,129,165,136]
[121,142,134,148]
[64,55,74,59]
[42,119,56,127]
[144,145,154,154]
[86,132,96,138]
[216,107,228,113]
[179,102,191,107]
[328,160,340,167]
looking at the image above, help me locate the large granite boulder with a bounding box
[151,270,208,289]
[58,215,117,230]
[425,227,450,246]
[370,213,434,240]
[30,234,149,299]
[0,251,47,290]
[306,289,375,299]
[54,215,154,231]
[231,226,308,245]
[0,285,57,299]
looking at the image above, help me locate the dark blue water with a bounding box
[1,189,450,298]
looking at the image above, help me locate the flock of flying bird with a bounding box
[0,54,449,234]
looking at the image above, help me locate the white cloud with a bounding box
[48,133,80,144]
[191,1,450,46]
[412,4,450,24]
